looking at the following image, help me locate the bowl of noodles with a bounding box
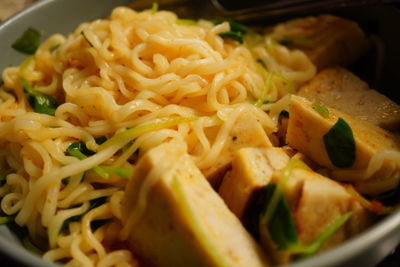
[0,0,399,266]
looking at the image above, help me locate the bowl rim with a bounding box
[0,0,399,266]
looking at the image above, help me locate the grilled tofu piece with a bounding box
[298,67,400,131]
[122,142,269,267]
[260,168,372,264]
[286,95,400,194]
[287,168,372,250]
[202,105,274,186]
[219,147,290,219]
[270,15,369,70]
[219,146,372,264]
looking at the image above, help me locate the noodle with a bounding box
[0,6,279,265]
[0,5,397,267]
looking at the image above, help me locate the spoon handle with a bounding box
[211,0,400,20]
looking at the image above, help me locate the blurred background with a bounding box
[0,0,36,21]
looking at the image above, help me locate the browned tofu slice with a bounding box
[265,167,372,264]
[298,67,400,130]
[219,147,290,219]
[219,147,373,265]
[270,15,369,70]
[202,106,274,186]
[122,142,269,267]
[287,169,373,250]
[286,95,400,194]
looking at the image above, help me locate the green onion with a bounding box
[22,236,43,255]
[20,78,57,115]
[213,19,249,44]
[0,175,6,186]
[19,55,35,80]
[91,219,110,231]
[12,28,41,55]
[176,19,197,25]
[260,184,298,250]
[61,177,69,185]
[5,220,43,254]
[344,184,394,215]
[254,63,293,107]
[67,136,107,158]
[212,19,249,34]
[228,20,249,34]
[50,43,61,52]
[249,99,272,105]
[219,31,244,43]
[271,71,294,94]
[259,159,307,249]
[323,118,356,168]
[258,158,353,257]
[95,136,108,145]
[67,144,89,160]
[99,166,132,179]
[294,212,353,259]
[254,64,273,107]
[65,148,108,179]
[312,103,329,118]
[60,197,107,232]
[92,166,110,179]
[122,140,134,152]
[67,141,95,159]
[67,138,131,179]
[261,159,310,225]
[100,117,198,150]
[0,216,12,224]
[152,2,158,13]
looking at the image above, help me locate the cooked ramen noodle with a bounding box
[0,5,399,267]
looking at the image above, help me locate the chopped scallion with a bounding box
[0,216,12,224]
[20,78,57,115]
[12,28,41,55]
[312,103,329,118]
[176,19,197,25]
[212,19,249,34]
[152,2,158,13]
[219,31,244,43]
[60,197,107,232]
[258,159,353,258]
[22,236,43,255]
[100,166,132,179]
[67,138,131,179]
[294,212,352,259]
[50,43,61,52]
[213,19,249,44]
[343,184,394,215]
[323,118,355,168]
[100,117,198,150]
[260,184,298,250]
[261,158,310,225]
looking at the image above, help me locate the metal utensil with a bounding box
[129,0,400,21]
[211,0,400,20]
[0,1,399,267]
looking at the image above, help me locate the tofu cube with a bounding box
[122,142,269,267]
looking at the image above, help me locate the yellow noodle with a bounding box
[0,6,326,266]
